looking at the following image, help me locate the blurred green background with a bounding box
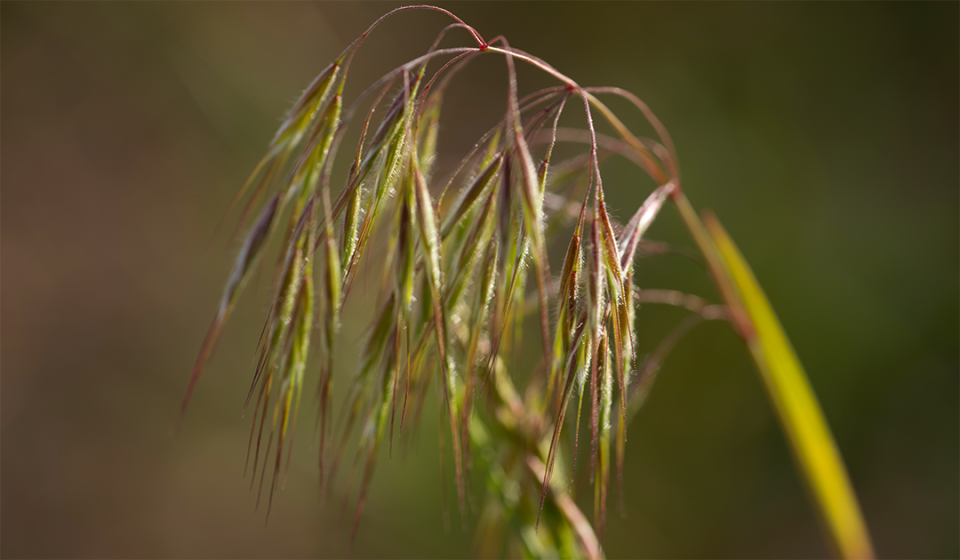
[2,2,957,558]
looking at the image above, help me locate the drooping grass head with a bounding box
[179,7,872,559]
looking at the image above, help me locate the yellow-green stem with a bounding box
[673,191,874,559]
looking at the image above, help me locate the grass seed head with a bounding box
[178,6,846,558]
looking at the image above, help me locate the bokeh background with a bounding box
[2,2,957,558]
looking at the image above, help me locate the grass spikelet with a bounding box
[504,45,552,364]
[440,155,502,238]
[318,179,341,497]
[537,318,588,531]
[594,332,612,539]
[547,200,583,412]
[412,157,467,521]
[179,193,279,426]
[618,182,674,272]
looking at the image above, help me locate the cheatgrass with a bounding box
[179,7,874,559]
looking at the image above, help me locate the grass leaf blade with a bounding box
[703,212,874,560]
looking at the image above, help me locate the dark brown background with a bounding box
[2,2,957,558]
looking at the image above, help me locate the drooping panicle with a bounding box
[184,11,694,555]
